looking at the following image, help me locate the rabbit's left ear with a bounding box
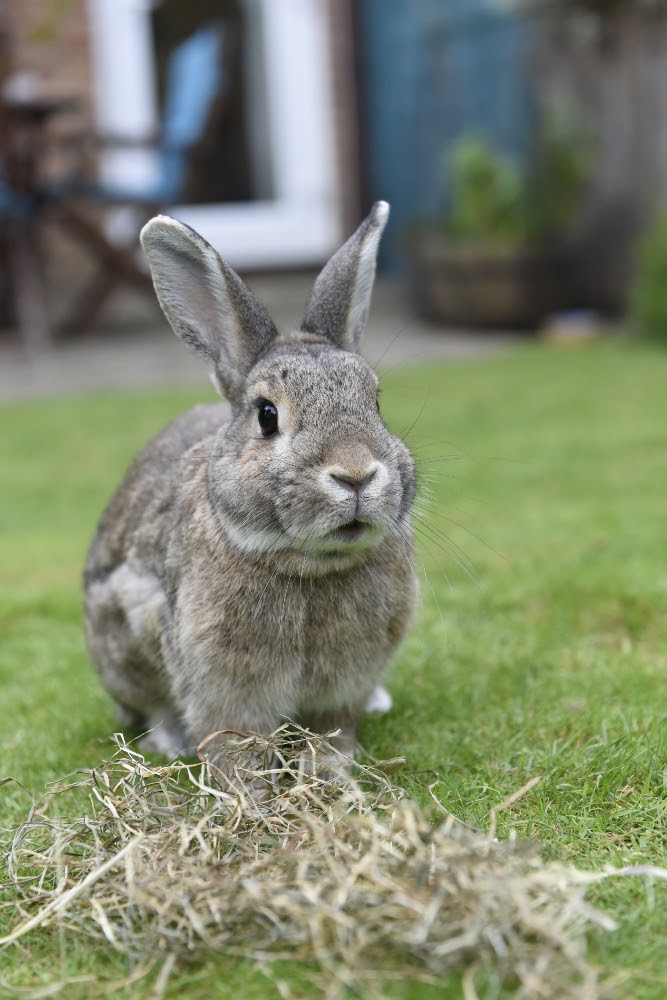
[301,201,389,352]
[140,216,278,405]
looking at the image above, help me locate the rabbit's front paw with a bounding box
[138,715,191,759]
[365,685,393,714]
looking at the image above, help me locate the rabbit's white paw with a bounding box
[365,685,393,714]
[138,716,190,758]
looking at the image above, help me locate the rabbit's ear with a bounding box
[300,201,389,352]
[140,216,278,403]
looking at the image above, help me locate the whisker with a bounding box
[394,396,430,447]
[411,518,478,585]
[414,502,505,564]
[413,502,482,571]
[388,515,452,620]
[251,551,289,621]
[369,325,412,371]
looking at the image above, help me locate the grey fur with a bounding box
[140,217,279,404]
[301,201,389,351]
[84,204,417,761]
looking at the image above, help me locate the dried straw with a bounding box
[0,726,616,998]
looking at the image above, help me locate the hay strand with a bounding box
[1,726,618,997]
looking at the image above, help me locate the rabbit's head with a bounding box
[140,203,415,573]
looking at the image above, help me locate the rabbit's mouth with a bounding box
[328,519,368,542]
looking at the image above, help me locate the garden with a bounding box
[2,333,666,997]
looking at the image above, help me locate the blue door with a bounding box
[358,0,535,270]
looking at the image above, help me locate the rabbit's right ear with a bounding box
[301,201,389,352]
[140,216,278,404]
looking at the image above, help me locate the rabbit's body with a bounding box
[84,203,417,759]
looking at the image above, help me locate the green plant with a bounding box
[447,137,528,242]
[528,101,593,234]
[444,104,592,243]
[630,214,667,340]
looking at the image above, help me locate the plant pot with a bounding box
[404,229,573,329]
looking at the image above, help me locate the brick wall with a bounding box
[4,0,93,135]
[0,2,96,309]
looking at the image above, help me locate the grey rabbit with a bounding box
[83,201,417,763]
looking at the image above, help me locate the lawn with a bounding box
[1,336,666,997]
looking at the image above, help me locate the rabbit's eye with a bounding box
[257,400,279,437]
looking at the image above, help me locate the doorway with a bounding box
[86,0,343,268]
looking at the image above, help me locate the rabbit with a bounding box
[83,201,417,765]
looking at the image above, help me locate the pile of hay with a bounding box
[1,727,613,998]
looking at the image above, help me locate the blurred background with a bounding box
[2,0,667,373]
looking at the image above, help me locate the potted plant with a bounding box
[404,106,592,328]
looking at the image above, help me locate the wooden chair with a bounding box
[0,168,51,351]
[47,20,230,336]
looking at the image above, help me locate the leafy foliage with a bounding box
[447,137,527,242]
[630,214,667,341]
[445,104,592,243]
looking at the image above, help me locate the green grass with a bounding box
[2,336,667,997]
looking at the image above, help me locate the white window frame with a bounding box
[85,0,343,268]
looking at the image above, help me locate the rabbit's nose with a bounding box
[329,464,378,496]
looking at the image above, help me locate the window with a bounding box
[86,0,343,267]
